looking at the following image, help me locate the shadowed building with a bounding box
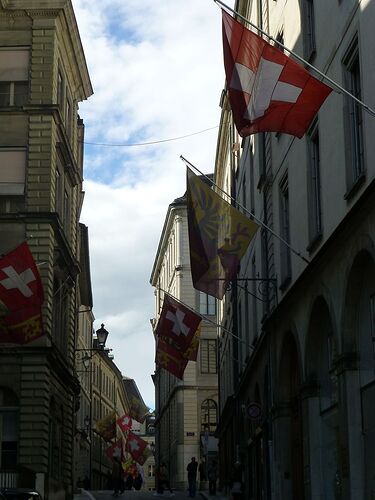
[0,1,92,498]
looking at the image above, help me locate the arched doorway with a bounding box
[342,250,375,498]
[305,296,339,499]
[276,332,304,500]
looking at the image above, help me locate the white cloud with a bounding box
[72,0,225,409]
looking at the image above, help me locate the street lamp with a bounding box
[96,323,109,348]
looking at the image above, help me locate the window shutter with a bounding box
[0,150,26,194]
[0,49,29,81]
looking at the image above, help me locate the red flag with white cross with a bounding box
[155,294,202,355]
[106,439,123,460]
[0,242,44,344]
[222,9,332,138]
[125,431,149,465]
[117,414,133,432]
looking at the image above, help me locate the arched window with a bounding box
[0,388,19,470]
[201,399,217,433]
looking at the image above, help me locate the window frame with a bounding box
[343,36,365,198]
[279,173,291,288]
[306,120,323,248]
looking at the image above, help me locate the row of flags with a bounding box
[94,410,152,466]
[155,7,334,379]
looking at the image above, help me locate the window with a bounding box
[0,149,26,214]
[343,37,364,195]
[0,48,29,106]
[201,399,217,433]
[0,389,18,470]
[302,0,316,61]
[307,121,322,245]
[199,292,216,316]
[279,173,291,286]
[200,339,217,374]
[52,276,68,353]
[57,70,64,107]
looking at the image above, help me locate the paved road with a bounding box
[74,489,210,500]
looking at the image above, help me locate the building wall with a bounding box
[216,0,375,498]
[0,1,92,498]
[151,198,219,491]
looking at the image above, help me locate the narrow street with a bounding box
[75,490,206,500]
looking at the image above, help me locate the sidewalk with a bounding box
[73,489,96,500]
[199,490,229,500]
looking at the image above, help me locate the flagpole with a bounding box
[214,0,375,119]
[157,289,254,351]
[180,155,310,265]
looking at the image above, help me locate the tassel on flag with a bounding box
[0,242,44,344]
[222,9,332,138]
[187,168,259,299]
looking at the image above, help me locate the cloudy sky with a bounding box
[72,0,226,409]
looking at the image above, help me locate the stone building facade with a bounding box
[215,1,375,499]
[150,194,219,491]
[0,1,92,498]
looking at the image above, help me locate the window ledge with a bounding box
[344,172,366,201]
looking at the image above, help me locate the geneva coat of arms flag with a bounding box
[0,242,44,344]
[222,9,332,138]
[187,168,259,299]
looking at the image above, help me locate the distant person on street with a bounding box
[112,457,122,497]
[199,459,206,489]
[187,457,198,497]
[208,460,218,496]
[158,462,174,496]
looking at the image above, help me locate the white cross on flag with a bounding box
[116,414,133,432]
[0,242,44,311]
[222,9,332,138]
[155,294,202,355]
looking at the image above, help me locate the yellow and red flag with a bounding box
[95,411,116,442]
[187,168,259,299]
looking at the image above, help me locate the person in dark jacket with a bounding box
[187,457,198,497]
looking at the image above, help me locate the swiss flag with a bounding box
[222,9,332,138]
[117,414,133,432]
[0,242,44,311]
[155,294,202,355]
[125,431,149,465]
[106,439,123,460]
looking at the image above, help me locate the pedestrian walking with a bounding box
[112,457,123,497]
[207,460,218,496]
[187,457,198,497]
[158,462,174,496]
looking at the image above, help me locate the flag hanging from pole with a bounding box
[0,242,44,344]
[187,168,259,299]
[128,395,149,424]
[155,293,202,379]
[155,294,202,354]
[125,430,150,465]
[222,9,332,138]
[94,411,116,442]
[117,414,133,432]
